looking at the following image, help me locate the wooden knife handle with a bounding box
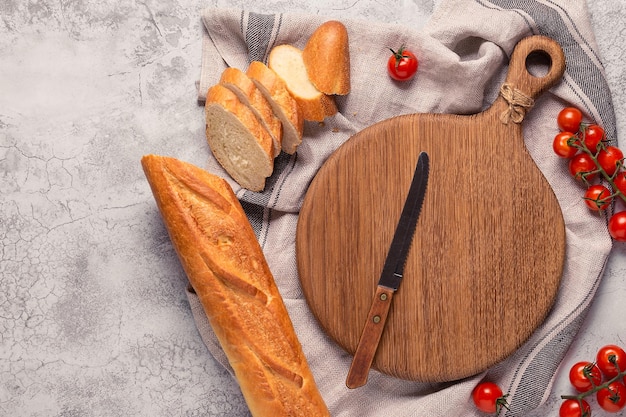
[346,285,395,389]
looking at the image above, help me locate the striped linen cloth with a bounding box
[193,1,615,415]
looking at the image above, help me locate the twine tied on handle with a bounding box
[499,83,535,124]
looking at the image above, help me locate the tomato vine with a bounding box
[561,345,626,416]
[552,107,626,241]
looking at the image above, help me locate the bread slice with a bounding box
[141,154,330,417]
[268,44,337,122]
[302,20,351,95]
[205,84,273,192]
[247,61,304,155]
[219,67,283,157]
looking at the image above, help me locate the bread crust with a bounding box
[220,67,283,157]
[247,61,304,155]
[303,20,351,96]
[268,44,338,122]
[205,84,274,192]
[141,154,330,417]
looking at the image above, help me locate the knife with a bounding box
[346,151,430,389]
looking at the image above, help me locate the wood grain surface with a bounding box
[296,36,567,383]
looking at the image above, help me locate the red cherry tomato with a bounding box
[387,46,418,81]
[583,124,605,153]
[597,344,626,378]
[583,185,612,211]
[569,361,602,392]
[472,382,508,413]
[558,107,583,133]
[597,146,624,177]
[597,381,626,413]
[569,153,597,182]
[608,212,626,242]
[559,399,591,417]
[553,131,579,158]
[614,171,626,195]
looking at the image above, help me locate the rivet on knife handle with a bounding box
[345,151,430,389]
[346,285,395,389]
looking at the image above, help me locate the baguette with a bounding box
[219,67,283,157]
[302,20,351,95]
[268,44,338,122]
[141,154,330,417]
[205,84,273,192]
[246,61,304,155]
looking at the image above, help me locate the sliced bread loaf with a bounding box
[268,44,337,122]
[205,84,274,192]
[219,67,282,157]
[246,61,304,155]
[302,20,351,96]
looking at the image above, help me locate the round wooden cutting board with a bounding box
[296,36,567,383]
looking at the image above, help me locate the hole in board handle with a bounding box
[525,49,553,78]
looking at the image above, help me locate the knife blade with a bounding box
[346,151,430,389]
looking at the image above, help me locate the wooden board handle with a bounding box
[346,286,395,389]
[504,35,566,100]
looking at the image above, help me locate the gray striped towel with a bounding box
[193,1,615,415]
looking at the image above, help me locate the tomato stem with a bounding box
[495,394,510,414]
[389,46,406,59]
[583,363,600,389]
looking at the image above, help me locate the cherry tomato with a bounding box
[559,399,591,417]
[553,131,579,158]
[614,171,626,196]
[569,153,597,182]
[472,382,508,413]
[597,381,626,413]
[597,146,624,177]
[597,344,626,378]
[583,185,612,211]
[558,107,583,133]
[608,212,626,242]
[569,361,602,392]
[582,124,605,153]
[387,46,418,81]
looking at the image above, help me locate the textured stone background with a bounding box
[1,1,624,416]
